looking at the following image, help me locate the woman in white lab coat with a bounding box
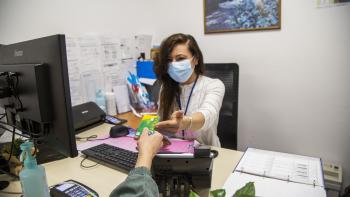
[154,33,225,147]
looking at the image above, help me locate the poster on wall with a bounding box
[204,0,281,33]
[317,0,350,7]
[65,34,147,106]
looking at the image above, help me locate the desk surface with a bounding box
[3,112,243,197]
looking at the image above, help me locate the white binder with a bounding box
[223,148,327,197]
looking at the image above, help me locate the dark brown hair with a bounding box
[154,33,205,120]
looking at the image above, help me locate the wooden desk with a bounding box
[2,112,243,197]
[116,112,141,128]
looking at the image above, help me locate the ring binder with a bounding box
[223,148,326,197]
[240,167,244,174]
[233,148,325,187]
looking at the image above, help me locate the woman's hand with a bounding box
[135,128,164,169]
[155,110,190,134]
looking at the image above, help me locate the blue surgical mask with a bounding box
[168,59,193,83]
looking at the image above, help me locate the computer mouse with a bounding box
[109,125,129,138]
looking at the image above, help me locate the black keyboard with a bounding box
[82,143,138,171]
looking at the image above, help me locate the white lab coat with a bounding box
[158,75,225,147]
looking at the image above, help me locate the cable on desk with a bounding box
[0,120,44,139]
[76,135,110,142]
[0,125,29,139]
[80,155,99,169]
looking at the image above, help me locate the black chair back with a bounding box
[204,63,239,149]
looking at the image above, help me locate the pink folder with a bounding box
[77,135,195,153]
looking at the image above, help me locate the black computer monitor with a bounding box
[0,35,78,162]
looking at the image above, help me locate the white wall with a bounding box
[0,0,158,43]
[1,0,350,187]
[153,0,350,187]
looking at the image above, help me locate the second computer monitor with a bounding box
[0,35,78,159]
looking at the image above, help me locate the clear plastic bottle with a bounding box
[19,142,50,197]
[105,91,117,115]
[95,89,106,112]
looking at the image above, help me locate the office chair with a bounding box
[204,63,239,150]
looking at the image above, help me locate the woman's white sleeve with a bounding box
[197,79,225,131]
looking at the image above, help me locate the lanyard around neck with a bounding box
[176,75,199,139]
[176,75,199,115]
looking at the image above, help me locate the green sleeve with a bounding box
[109,167,159,197]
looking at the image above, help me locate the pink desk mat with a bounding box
[77,135,195,153]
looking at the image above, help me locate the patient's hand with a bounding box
[135,128,163,169]
[155,110,190,134]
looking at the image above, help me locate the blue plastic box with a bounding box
[136,61,156,79]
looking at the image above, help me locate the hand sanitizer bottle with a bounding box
[19,142,50,197]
